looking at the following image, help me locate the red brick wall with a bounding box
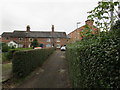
[1,37,67,48]
[68,22,99,43]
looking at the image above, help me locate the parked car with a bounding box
[34,47,42,49]
[60,46,66,51]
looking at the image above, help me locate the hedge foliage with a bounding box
[2,43,9,52]
[66,21,120,88]
[12,48,55,78]
[8,48,33,60]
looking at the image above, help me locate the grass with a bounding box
[10,48,33,51]
[2,63,12,73]
[0,53,2,63]
[2,63,12,82]
[2,53,9,62]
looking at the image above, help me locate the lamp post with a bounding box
[51,25,54,47]
[77,22,81,29]
[76,22,81,40]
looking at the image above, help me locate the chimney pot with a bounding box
[52,25,54,32]
[85,19,94,26]
[26,25,30,32]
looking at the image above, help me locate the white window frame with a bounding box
[19,38,23,41]
[46,44,51,47]
[29,38,33,42]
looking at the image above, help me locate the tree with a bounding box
[31,39,39,49]
[87,1,119,31]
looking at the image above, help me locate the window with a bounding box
[28,44,31,48]
[46,44,51,47]
[14,45,16,48]
[6,37,9,40]
[19,38,23,41]
[29,38,33,42]
[56,38,60,42]
[47,38,51,42]
[56,44,61,48]
[9,43,13,47]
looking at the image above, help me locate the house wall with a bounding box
[8,41,18,48]
[30,38,68,48]
[2,37,68,48]
[68,20,99,43]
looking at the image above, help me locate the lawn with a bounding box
[2,63,12,82]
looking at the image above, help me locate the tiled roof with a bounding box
[1,32,13,37]
[1,31,67,38]
[12,31,27,37]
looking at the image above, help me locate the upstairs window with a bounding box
[29,38,33,42]
[5,37,9,40]
[19,38,23,41]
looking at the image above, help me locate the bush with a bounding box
[2,43,9,52]
[7,48,32,60]
[12,48,55,78]
[7,50,17,60]
[66,32,120,88]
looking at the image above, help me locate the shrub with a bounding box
[2,43,9,52]
[66,32,120,88]
[7,50,18,60]
[7,48,33,60]
[12,48,55,78]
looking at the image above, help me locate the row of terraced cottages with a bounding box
[1,25,68,48]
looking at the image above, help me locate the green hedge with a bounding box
[66,33,120,88]
[7,48,33,60]
[12,48,55,78]
[2,43,9,52]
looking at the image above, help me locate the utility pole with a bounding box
[51,25,54,47]
[76,22,81,40]
[77,22,81,29]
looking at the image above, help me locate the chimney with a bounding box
[85,19,94,26]
[26,25,30,32]
[52,25,54,32]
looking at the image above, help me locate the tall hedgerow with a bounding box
[12,48,55,78]
[66,20,120,88]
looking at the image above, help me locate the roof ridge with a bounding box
[3,32,13,33]
[14,30,26,32]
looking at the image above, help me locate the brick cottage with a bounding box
[1,25,68,48]
[68,20,100,43]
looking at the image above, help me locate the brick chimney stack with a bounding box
[26,25,30,32]
[85,19,94,26]
[52,25,54,32]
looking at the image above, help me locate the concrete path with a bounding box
[17,50,71,88]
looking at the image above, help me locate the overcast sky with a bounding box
[0,0,109,35]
